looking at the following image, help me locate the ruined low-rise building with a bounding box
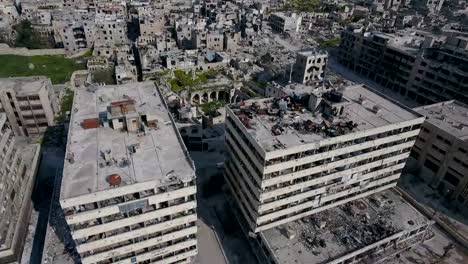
[292,50,328,84]
[251,189,433,264]
[138,7,166,37]
[60,82,197,264]
[53,10,95,55]
[0,114,41,263]
[269,12,302,33]
[224,84,424,233]
[93,13,129,57]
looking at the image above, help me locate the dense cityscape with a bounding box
[0,0,468,263]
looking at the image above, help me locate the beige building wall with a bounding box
[411,101,468,208]
[0,114,41,263]
[61,181,198,264]
[0,77,58,137]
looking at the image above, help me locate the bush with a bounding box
[13,20,49,49]
[169,69,219,92]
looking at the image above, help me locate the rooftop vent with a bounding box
[358,94,366,105]
[372,105,381,114]
[66,152,75,164]
[108,174,122,187]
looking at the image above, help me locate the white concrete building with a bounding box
[0,114,41,263]
[292,50,328,84]
[60,82,197,264]
[224,84,424,233]
[410,101,468,209]
[269,12,302,33]
[0,77,58,137]
[252,189,433,264]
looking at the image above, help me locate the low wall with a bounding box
[395,187,468,250]
[0,43,65,56]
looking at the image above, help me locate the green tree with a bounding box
[13,20,47,49]
[282,0,320,12]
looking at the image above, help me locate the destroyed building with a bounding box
[93,11,129,57]
[292,50,328,84]
[269,12,302,33]
[0,113,41,263]
[52,10,95,55]
[224,84,425,233]
[410,100,468,211]
[60,82,197,263]
[251,189,434,264]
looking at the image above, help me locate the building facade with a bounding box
[224,85,424,233]
[269,12,301,33]
[410,100,468,210]
[292,50,328,84]
[338,26,468,105]
[60,82,197,264]
[0,77,58,137]
[0,114,41,263]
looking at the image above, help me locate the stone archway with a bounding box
[218,90,229,102]
[192,94,201,104]
[202,92,209,103]
[210,91,217,101]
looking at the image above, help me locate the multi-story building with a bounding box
[292,50,328,84]
[60,82,197,264]
[252,189,433,264]
[338,26,468,105]
[0,77,58,137]
[224,84,424,233]
[138,7,165,37]
[0,113,41,263]
[93,11,129,57]
[269,12,301,33]
[53,10,95,55]
[426,0,444,13]
[410,100,468,210]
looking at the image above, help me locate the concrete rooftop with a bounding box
[0,76,50,94]
[261,189,430,264]
[60,82,195,200]
[229,84,422,152]
[414,100,468,141]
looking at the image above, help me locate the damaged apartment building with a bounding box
[224,84,431,263]
[0,114,41,263]
[338,25,468,105]
[0,77,58,137]
[292,50,328,84]
[410,100,468,212]
[60,82,197,263]
[52,10,95,55]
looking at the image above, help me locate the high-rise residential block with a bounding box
[224,84,424,233]
[0,113,41,263]
[60,82,197,264]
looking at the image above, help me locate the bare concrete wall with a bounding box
[0,44,65,56]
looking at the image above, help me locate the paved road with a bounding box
[196,219,228,264]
